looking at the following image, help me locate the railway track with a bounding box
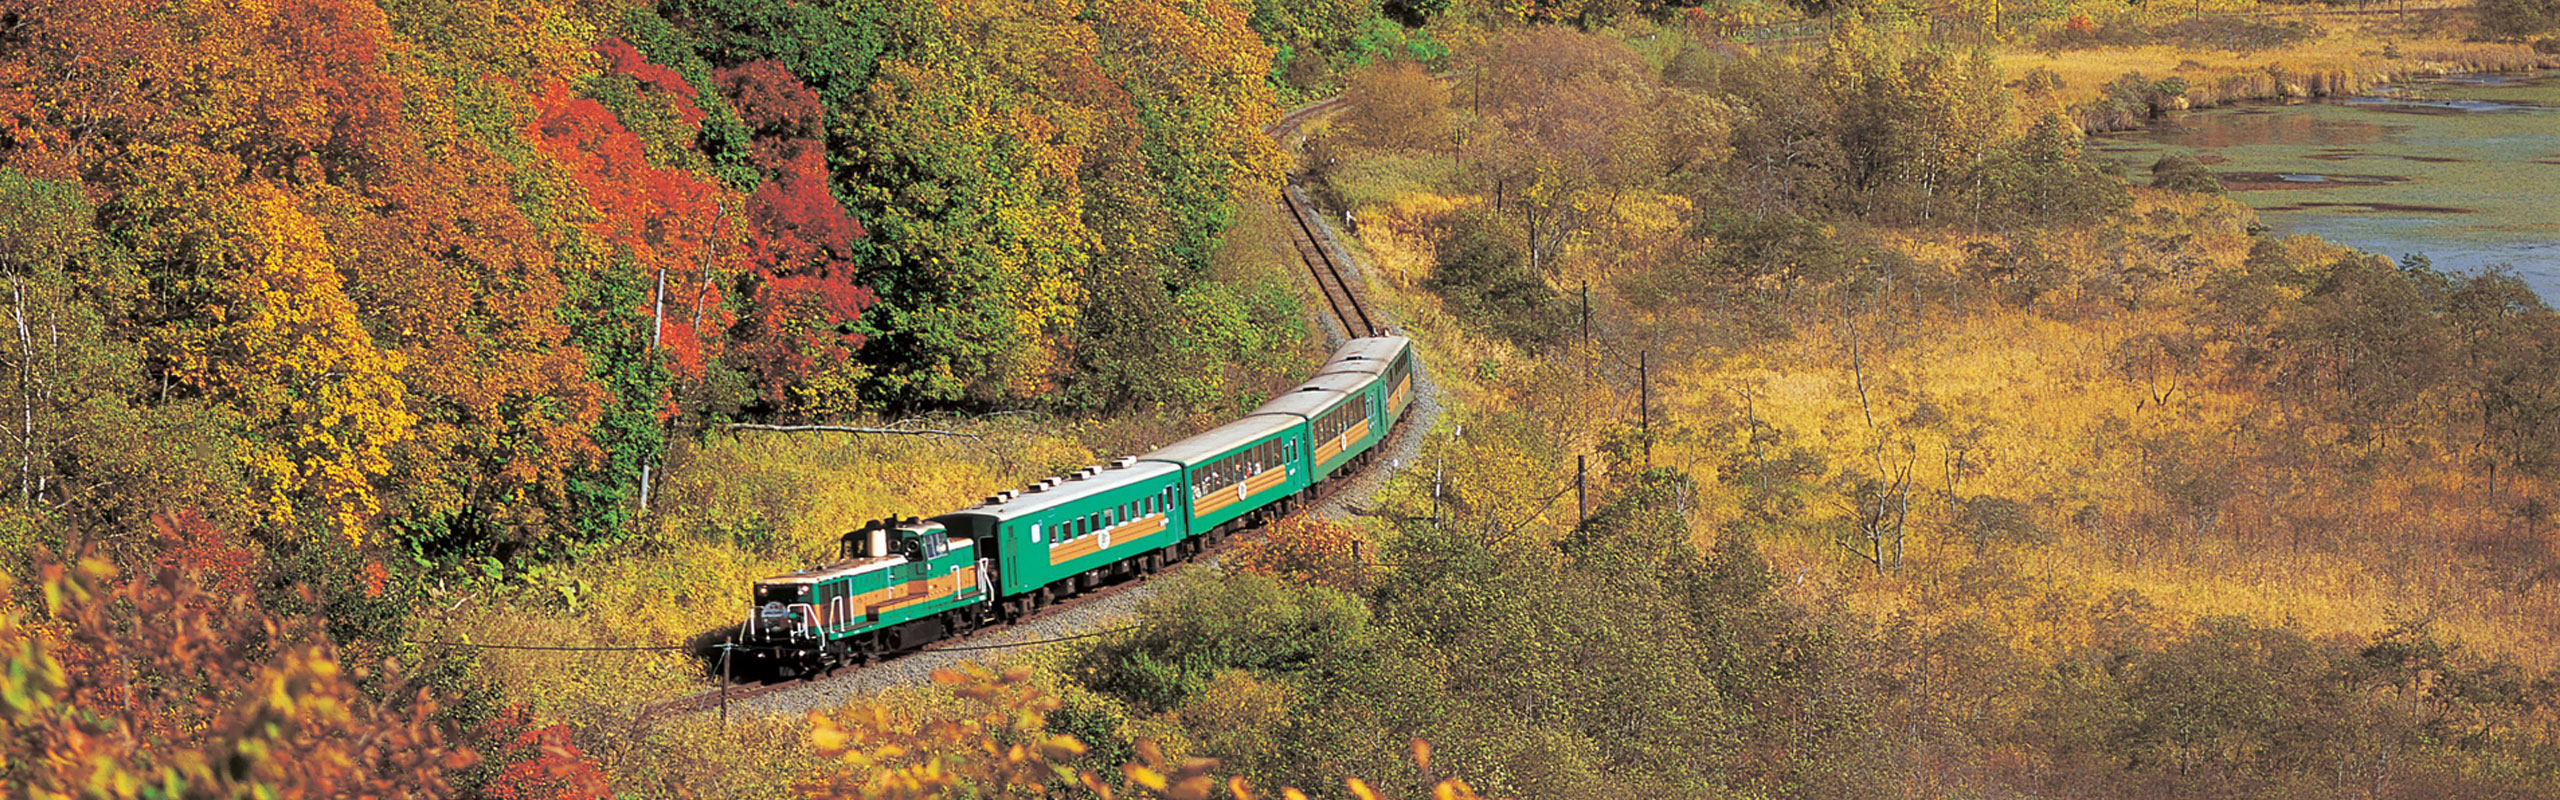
[1281,185,1377,341]
[1265,94,1381,342]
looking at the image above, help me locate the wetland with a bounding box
[2097,70,2560,300]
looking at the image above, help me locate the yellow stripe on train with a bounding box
[1195,468,1287,517]
[1049,515,1167,565]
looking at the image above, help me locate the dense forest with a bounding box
[7,0,2560,797]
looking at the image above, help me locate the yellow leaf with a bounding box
[1347,777,1381,800]
[1125,763,1168,792]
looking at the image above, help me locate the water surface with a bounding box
[2096,71,2560,302]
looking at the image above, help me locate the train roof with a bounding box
[1331,336,1411,364]
[945,459,1181,520]
[1249,388,1346,419]
[1250,371,1374,418]
[1139,413,1300,467]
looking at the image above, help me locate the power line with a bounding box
[406,640,699,652]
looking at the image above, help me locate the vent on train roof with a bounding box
[1071,464,1102,480]
[1113,456,1137,469]
[1027,477,1062,493]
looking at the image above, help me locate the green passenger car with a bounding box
[935,458,1189,618]
[1325,337,1414,420]
[1140,414,1312,536]
[1249,371,1382,483]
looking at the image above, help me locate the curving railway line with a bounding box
[642,93,1410,720]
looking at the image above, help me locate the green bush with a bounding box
[1426,208,1569,351]
[2151,152,2225,195]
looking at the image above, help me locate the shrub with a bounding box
[2151,153,2225,194]
[1427,209,1569,351]
[2483,0,2560,37]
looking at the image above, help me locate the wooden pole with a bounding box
[1576,454,1587,524]
[1640,351,1651,469]
[1580,281,1590,347]
[720,639,733,726]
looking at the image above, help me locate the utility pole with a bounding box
[1580,281,1590,347]
[1433,469,1444,525]
[1576,454,1587,524]
[719,638,733,726]
[1639,351,1651,469]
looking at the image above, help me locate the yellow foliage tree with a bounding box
[187,184,416,542]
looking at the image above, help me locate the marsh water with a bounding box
[2094,70,2560,303]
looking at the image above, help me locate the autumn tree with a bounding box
[1465,28,1659,275]
[1,555,475,797]
[719,59,876,416]
[473,706,613,800]
[1338,60,1450,150]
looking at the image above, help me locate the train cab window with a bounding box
[923,532,949,558]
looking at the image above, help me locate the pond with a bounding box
[2093,70,2560,303]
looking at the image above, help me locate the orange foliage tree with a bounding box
[0,0,622,547]
[0,556,475,797]
[527,76,739,386]
[1227,514,1370,591]
[474,705,614,800]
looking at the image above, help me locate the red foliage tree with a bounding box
[596,37,706,127]
[716,60,875,411]
[473,705,612,800]
[527,78,736,383]
[151,508,260,602]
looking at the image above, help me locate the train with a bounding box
[741,335,1416,675]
